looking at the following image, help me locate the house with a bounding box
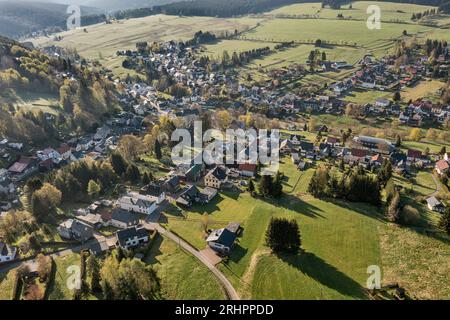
[139,183,166,205]
[75,214,104,229]
[426,196,446,213]
[435,160,449,175]
[371,153,383,166]
[56,144,73,161]
[57,219,94,243]
[352,136,394,154]
[118,194,157,215]
[185,164,204,182]
[375,98,391,108]
[299,141,314,157]
[8,156,38,180]
[88,239,109,256]
[238,163,257,177]
[163,175,181,194]
[325,136,340,147]
[76,137,94,151]
[110,208,140,229]
[116,226,149,250]
[298,161,307,171]
[206,228,237,255]
[201,187,218,203]
[204,166,228,189]
[347,148,370,164]
[0,242,17,263]
[36,147,60,162]
[176,185,201,207]
[407,149,423,163]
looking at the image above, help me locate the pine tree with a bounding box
[87,180,101,199]
[87,255,101,292]
[439,207,450,235]
[111,152,127,176]
[154,139,162,160]
[142,172,150,185]
[248,179,255,195]
[265,218,301,254]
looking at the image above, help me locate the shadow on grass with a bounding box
[325,198,386,223]
[229,244,248,264]
[189,194,225,214]
[258,194,325,219]
[278,251,366,299]
[144,234,164,265]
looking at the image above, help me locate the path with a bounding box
[143,222,240,300]
[430,173,442,197]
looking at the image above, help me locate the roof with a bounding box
[165,175,180,187]
[299,141,314,151]
[202,187,217,197]
[351,148,369,158]
[0,242,16,257]
[238,163,256,172]
[206,228,237,248]
[207,166,227,181]
[71,219,93,240]
[436,160,449,171]
[119,195,154,208]
[111,208,139,224]
[326,137,340,144]
[226,222,241,234]
[371,154,383,162]
[426,196,442,207]
[407,149,422,159]
[116,227,148,247]
[57,144,71,154]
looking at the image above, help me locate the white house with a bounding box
[116,227,149,250]
[0,242,17,263]
[118,195,157,215]
[36,147,60,162]
[426,196,445,213]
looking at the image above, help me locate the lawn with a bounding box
[344,89,391,104]
[202,39,274,59]
[144,234,226,300]
[47,253,80,300]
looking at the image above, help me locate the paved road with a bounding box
[144,222,240,300]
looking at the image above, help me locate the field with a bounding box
[31,15,263,60]
[401,80,446,102]
[144,235,226,300]
[1,91,61,115]
[0,269,16,300]
[343,88,391,104]
[268,2,436,22]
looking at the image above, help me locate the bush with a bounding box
[399,205,421,226]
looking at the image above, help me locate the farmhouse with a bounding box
[426,196,445,213]
[110,208,140,229]
[206,228,237,255]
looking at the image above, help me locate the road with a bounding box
[430,173,442,197]
[144,222,240,300]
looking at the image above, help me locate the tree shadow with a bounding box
[143,234,164,265]
[325,198,386,223]
[258,194,325,219]
[189,194,224,214]
[277,251,367,299]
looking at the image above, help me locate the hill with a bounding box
[0,1,103,39]
[0,35,119,146]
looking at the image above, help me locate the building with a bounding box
[0,242,17,263]
[238,163,257,177]
[118,195,157,215]
[435,160,449,175]
[353,136,394,154]
[75,214,104,229]
[57,219,94,243]
[426,196,446,213]
[116,227,149,250]
[206,228,237,255]
[110,208,140,229]
[204,166,228,189]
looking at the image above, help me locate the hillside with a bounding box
[0,35,119,146]
[0,1,103,39]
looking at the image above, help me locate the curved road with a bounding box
[145,222,240,300]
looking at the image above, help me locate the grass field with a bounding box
[0,269,16,300]
[379,223,450,299]
[344,88,391,104]
[145,235,226,300]
[268,2,436,22]
[47,253,80,300]
[401,80,446,102]
[32,15,263,60]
